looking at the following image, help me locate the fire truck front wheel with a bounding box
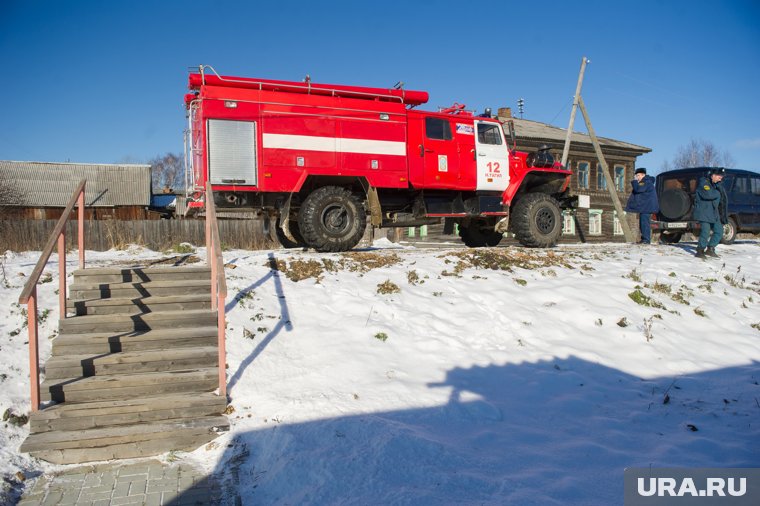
[511,193,562,248]
[298,186,367,252]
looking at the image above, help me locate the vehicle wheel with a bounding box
[275,220,306,249]
[459,220,503,248]
[659,232,682,244]
[511,193,562,248]
[298,186,367,252]
[721,217,737,244]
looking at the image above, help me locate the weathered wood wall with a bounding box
[0,219,275,252]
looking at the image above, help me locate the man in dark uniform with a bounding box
[693,167,728,259]
[625,168,659,244]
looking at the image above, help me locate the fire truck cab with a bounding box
[184,66,572,251]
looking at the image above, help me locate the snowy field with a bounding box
[2,239,759,505]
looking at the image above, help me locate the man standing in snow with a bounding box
[625,168,659,244]
[693,167,728,259]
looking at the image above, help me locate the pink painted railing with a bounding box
[204,183,228,397]
[19,180,86,412]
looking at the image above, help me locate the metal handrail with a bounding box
[205,183,228,397]
[19,179,86,412]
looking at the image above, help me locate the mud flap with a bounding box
[278,194,293,237]
[367,186,382,227]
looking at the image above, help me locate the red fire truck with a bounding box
[184,66,573,252]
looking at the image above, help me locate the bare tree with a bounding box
[662,138,735,171]
[149,153,184,193]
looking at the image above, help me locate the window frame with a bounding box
[588,209,603,236]
[614,165,626,192]
[562,210,576,235]
[425,117,453,141]
[577,161,590,190]
[613,210,625,236]
[597,164,608,191]
[476,123,503,145]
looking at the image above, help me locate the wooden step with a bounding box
[72,266,210,284]
[21,415,229,465]
[52,326,218,355]
[41,368,219,403]
[58,309,216,334]
[44,346,219,379]
[29,392,227,433]
[68,294,211,316]
[69,279,211,300]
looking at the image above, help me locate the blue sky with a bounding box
[1,0,759,172]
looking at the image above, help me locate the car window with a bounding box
[734,176,749,194]
[752,176,760,195]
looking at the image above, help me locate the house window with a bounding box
[614,165,626,192]
[577,162,590,189]
[589,209,602,235]
[562,211,575,235]
[597,165,608,190]
[613,211,625,235]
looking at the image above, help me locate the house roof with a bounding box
[502,117,652,155]
[0,161,151,207]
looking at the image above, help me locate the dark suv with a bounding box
[653,167,760,244]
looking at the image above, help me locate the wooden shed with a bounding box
[0,161,158,220]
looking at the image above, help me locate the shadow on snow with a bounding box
[174,356,759,505]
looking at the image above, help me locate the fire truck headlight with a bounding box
[379,113,389,121]
[224,101,238,108]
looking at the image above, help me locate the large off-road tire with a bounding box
[511,193,562,248]
[459,220,503,248]
[659,231,682,244]
[721,217,737,244]
[275,220,306,249]
[298,186,367,252]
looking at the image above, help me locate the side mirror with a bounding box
[506,120,517,151]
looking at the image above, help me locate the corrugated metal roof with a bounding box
[0,161,151,207]
[503,117,651,154]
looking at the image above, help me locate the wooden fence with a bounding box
[0,219,276,252]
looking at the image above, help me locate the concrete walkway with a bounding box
[19,460,228,506]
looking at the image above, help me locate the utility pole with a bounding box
[560,56,636,243]
[577,96,636,242]
[561,57,589,169]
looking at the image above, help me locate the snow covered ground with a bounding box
[2,240,759,504]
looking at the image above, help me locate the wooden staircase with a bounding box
[20,265,229,465]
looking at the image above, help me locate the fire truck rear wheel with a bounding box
[298,186,367,252]
[511,193,562,248]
